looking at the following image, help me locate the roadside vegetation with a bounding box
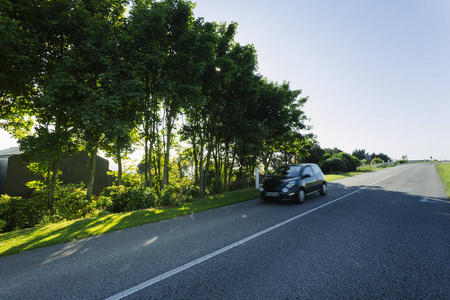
[0,188,259,257]
[436,163,450,198]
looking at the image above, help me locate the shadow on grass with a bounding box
[0,188,260,257]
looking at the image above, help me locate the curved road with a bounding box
[0,163,449,299]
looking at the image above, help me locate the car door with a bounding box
[302,166,316,193]
[310,165,323,192]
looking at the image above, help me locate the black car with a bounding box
[260,163,327,204]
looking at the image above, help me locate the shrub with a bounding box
[0,195,43,232]
[371,158,384,165]
[320,158,347,174]
[184,185,204,200]
[100,185,157,213]
[209,177,224,195]
[53,183,92,221]
[156,186,175,207]
[335,152,359,172]
[0,219,6,232]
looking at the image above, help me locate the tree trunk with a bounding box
[203,135,212,192]
[87,146,98,199]
[199,133,205,192]
[192,137,199,185]
[48,112,63,211]
[223,143,229,190]
[116,146,122,186]
[47,157,60,211]
[162,115,173,187]
[144,121,150,187]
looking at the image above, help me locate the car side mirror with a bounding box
[302,174,311,179]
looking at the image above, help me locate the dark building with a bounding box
[0,147,110,198]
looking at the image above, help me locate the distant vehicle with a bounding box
[260,163,327,204]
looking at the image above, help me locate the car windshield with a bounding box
[272,165,301,178]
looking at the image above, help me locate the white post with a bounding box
[255,168,259,189]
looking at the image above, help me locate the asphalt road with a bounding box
[0,164,449,299]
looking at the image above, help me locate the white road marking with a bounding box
[106,167,411,300]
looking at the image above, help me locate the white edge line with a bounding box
[106,166,412,300]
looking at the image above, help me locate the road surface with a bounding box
[0,163,448,299]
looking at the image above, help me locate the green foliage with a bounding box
[320,158,347,174]
[371,158,384,165]
[53,184,92,221]
[0,219,6,232]
[352,149,367,160]
[156,186,181,207]
[0,195,44,232]
[436,163,450,199]
[209,177,224,195]
[0,188,260,257]
[184,185,204,199]
[320,152,359,174]
[99,185,157,213]
[370,153,391,163]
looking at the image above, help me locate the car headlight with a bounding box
[286,181,295,189]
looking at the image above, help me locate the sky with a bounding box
[191,0,450,160]
[1,0,449,161]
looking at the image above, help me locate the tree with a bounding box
[352,149,367,161]
[258,80,309,175]
[7,0,87,210]
[0,0,40,123]
[159,0,204,187]
[68,0,133,199]
[370,152,391,163]
[127,0,169,188]
[303,142,325,164]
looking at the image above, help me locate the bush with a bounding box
[100,185,157,213]
[0,195,43,232]
[209,177,224,195]
[184,185,204,200]
[156,186,180,207]
[371,158,384,165]
[53,183,92,221]
[320,158,347,174]
[0,219,6,232]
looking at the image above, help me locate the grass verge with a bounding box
[436,163,450,199]
[325,170,371,181]
[0,188,259,257]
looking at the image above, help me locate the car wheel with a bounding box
[320,183,327,196]
[296,189,306,204]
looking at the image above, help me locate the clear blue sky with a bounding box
[1,0,449,161]
[192,0,450,160]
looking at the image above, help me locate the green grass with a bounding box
[325,168,378,182]
[0,188,259,257]
[436,163,450,199]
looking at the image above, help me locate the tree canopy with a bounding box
[1,0,312,204]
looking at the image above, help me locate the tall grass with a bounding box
[436,163,450,198]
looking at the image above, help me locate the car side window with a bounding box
[303,166,313,177]
[311,165,321,175]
